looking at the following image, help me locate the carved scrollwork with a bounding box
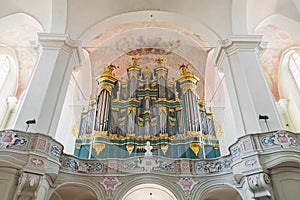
[14,173,42,199]
[246,173,273,199]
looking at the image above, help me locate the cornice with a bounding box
[213,35,268,72]
[35,33,84,69]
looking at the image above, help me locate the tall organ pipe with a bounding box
[189,91,194,131]
[192,92,199,131]
[189,91,196,132]
[102,91,110,131]
[105,94,111,131]
[96,91,104,131]
[185,91,192,131]
[191,91,197,131]
[100,90,107,131]
[194,95,200,131]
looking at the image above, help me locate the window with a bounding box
[0,54,10,90]
[289,52,300,90]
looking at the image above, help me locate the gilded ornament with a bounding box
[160,143,168,155]
[169,121,175,126]
[155,57,166,66]
[177,134,186,139]
[127,56,141,70]
[138,121,143,126]
[119,116,126,121]
[160,133,168,139]
[98,83,114,95]
[188,131,201,137]
[111,107,119,111]
[93,143,106,155]
[120,109,126,113]
[128,106,136,113]
[126,144,134,155]
[159,106,167,113]
[190,143,202,156]
[182,84,196,95]
[127,133,135,138]
[109,134,118,139]
[157,71,167,79]
[75,144,81,149]
[94,131,107,137]
[175,107,183,111]
[169,116,176,121]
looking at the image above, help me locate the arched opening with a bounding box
[0,12,44,129]
[122,183,177,200]
[278,49,300,132]
[0,46,18,129]
[49,184,98,200]
[200,186,242,200]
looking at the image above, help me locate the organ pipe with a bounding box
[74,60,220,159]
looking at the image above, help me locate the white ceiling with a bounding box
[122,184,177,200]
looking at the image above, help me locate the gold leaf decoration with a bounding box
[161,143,168,155]
[190,143,202,156]
[126,144,134,155]
[93,143,106,155]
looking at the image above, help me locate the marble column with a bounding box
[12,33,84,137]
[213,35,283,135]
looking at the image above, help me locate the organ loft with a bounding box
[74,57,220,159]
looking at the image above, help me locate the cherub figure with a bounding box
[144,141,153,158]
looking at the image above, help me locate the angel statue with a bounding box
[144,141,153,158]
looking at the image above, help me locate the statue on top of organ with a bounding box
[74,57,220,159]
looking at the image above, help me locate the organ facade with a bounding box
[74,57,220,159]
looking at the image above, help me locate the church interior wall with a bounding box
[0,1,300,199]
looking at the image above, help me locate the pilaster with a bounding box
[213,35,283,134]
[12,33,84,137]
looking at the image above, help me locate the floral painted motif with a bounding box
[62,157,104,173]
[245,158,257,167]
[63,158,78,171]
[123,160,138,170]
[101,177,121,190]
[28,138,36,149]
[196,159,231,174]
[50,145,62,158]
[30,158,44,166]
[37,139,46,150]
[181,163,190,172]
[158,160,175,171]
[0,132,27,148]
[231,145,241,157]
[243,140,252,151]
[261,132,298,148]
[177,178,197,191]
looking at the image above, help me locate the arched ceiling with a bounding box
[200,186,242,200]
[86,21,210,95]
[0,13,43,98]
[122,183,177,200]
[49,184,98,200]
[1,0,300,100]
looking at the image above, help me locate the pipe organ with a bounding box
[74,57,220,159]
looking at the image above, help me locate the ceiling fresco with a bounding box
[85,22,211,97]
[256,25,300,100]
[0,24,41,98]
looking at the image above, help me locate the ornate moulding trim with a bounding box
[100,177,121,190]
